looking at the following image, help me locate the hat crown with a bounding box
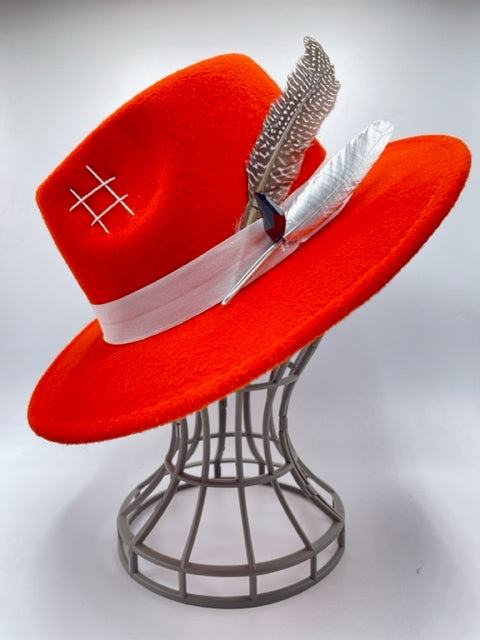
[37,54,326,305]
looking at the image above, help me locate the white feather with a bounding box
[284,120,395,241]
[223,120,394,304]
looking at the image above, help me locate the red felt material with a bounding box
[29,53,471,444]
[36,54,325,304]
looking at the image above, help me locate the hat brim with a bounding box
[28,135,471,444]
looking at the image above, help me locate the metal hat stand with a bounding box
[117,338,345,608]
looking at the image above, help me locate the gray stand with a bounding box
[117,338,345,608]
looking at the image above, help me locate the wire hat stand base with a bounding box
[117,338,345,608]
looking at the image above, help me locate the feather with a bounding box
[223,120,394,304]
[283,119,395,242]
[240,37,340,228]
[255,192,286,242]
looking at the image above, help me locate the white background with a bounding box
[1,1,479,638]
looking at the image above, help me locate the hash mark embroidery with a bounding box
[69,165,134,233]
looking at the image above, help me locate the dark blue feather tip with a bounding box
[254,192,286,243]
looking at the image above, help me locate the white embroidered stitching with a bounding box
[69,165,134,233]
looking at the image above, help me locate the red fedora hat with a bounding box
[28,41,471,445]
